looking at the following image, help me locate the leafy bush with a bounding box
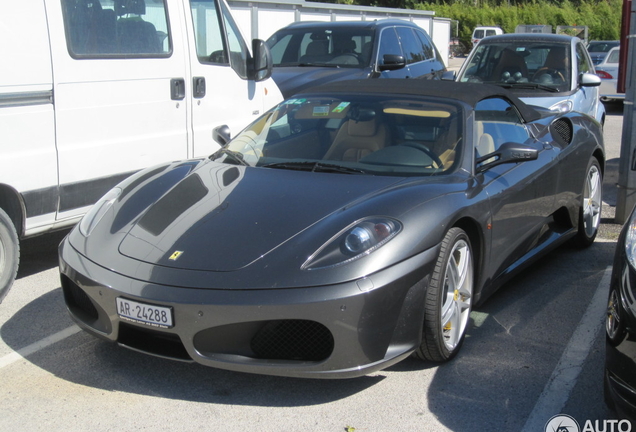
[413,0,622,46]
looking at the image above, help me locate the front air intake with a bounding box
[251,320,334,361]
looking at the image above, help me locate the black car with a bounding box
[606,204,636,420]
[266,19,446,98]
[59,79,604,379]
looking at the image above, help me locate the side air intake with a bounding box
[550,118,573,147]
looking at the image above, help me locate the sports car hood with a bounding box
[118,162,402,272]
[271,66,371,98]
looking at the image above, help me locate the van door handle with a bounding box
[193,77,206,98]
[170,78,185,100]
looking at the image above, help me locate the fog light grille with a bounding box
[251,320,334,361]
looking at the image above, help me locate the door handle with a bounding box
[170,78,185,100]
[193,77,206,98]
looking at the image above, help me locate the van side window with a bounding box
[62,0,171,57]
[190,0,249,79]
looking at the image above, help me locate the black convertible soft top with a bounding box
[298,79,542,123]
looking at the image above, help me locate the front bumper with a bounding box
[59,237,438,379]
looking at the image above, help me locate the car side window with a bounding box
[474,98,530,157]
[396,27,425,64]
[190,0,249,79]
[377,27,402,61]
[414,29,435,60]
[61,0,171,57]
[576,42,593,74]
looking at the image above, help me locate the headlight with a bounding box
[79,187,121,236]
[625,209,636,270]
[302,217,402,270]
[549,100,573,114]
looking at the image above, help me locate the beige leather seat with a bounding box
[475,121,495,163]
[324,116,388,162]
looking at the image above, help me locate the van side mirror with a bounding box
[249,39,273,82]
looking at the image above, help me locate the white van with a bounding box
[471,26,504,47]
[0,0,283,302]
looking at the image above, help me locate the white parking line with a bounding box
[521,266,612,431]
[0,325,81,370]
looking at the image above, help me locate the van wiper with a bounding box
[499,83,560,93]
[262,161,366,174]
[210,149,249,166]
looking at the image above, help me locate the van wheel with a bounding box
[416,227,473,362]
[0,208,19,303]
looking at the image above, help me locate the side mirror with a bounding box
[249,39,273,82]
[213,125,231,146]
[378,54,406,71]
[441,70,456,81]
[476,142,539,173]
[580,72,601,87]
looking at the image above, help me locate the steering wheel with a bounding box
[532,67,565,82]
[402,142,444,169]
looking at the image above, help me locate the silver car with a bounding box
[587,40,620,65]
[596,46,624,101]
[453,33,605,125]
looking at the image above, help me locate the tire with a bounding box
[606,284,625,346]
[416,227,474,362]
[573,157,602,248]
[0,208,19,304]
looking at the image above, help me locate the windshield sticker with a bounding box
[283,98,306,105]
[332,102,350,113]
[313,106,330,116]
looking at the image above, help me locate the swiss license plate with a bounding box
[116,297,174,329]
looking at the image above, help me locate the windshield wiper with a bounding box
[298,62,339,68]
[498,82,560,93]
[210,148,249,166]
[262,161,366,174]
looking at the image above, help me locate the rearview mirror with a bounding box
[441,70,456,81]
[213,125,231,146]
[476,142,539,173]
[580,72,601,87]
[378,54,406,71]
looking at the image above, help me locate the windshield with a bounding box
[213,94,463,176]
[587,41,619,53]
[267,28,375,68]
[458,41,572,92]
